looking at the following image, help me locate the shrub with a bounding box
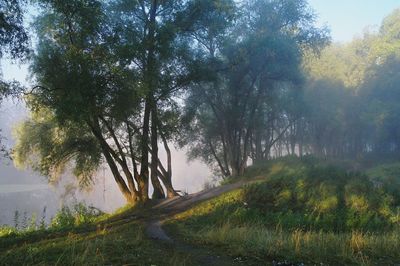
[0,226,17,237]
[50,202,102,229]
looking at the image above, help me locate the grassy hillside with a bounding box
[0,205,191,266]
[166,156,400,265]
[1,156,400,265]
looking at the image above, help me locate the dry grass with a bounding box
[175,222,400,265]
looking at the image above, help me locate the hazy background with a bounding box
[1,0,399,226]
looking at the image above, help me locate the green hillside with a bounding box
[166,157,400,265]
[1,157,400,265]
[0,206,192,265]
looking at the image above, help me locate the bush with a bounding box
[50,202,102,229]
[0,226,17,237]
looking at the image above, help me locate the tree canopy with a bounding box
[12,2,400,204]
[182,0,329,176]
[14,0,240,203]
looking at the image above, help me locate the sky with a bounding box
[309,0,400,43]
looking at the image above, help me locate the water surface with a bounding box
[0,184,49,194]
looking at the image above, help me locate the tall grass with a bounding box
[0,202,102,242]
[1,207,192,265]
[169,157,400,265]
[187,222,400,265]
[240,159,400,232]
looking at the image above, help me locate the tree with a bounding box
[14,0,234,204]
[183,0,329,177]
[0,0,28,60]
[296,8,400,159]
[360,54,400,153]
[0,0,29,103]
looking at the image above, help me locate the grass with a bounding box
[0,204,192,266]
[166,156,400,265]
[0,199,253,266]
[0,220,193,265]
[170,222,400,265]
[2,155,400,265]
[168,202,400,265]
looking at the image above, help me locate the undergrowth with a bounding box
[0,202,103,239]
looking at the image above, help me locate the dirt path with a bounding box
[145,181,246,240]
[145,181,256,265]
[155,181,246,212]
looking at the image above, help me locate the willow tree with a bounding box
[183,0,329,177]
[14,0,227,204]
[14,0,145,203]
[0,0,28,60]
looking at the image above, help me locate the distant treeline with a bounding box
[274,9,400,159]
[184,8,400,176]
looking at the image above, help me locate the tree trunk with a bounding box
[159,128,179,198]
[139,0,158,201]
[87,119,138,204]
[139,98,151,201]
[254,130,263,164]
[150,103,165,199]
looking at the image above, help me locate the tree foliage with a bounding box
[0,0,28,60]
[182,0,329,177]
[13,1,400,202]
[14,0,237,203]
[297,8,400,158]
